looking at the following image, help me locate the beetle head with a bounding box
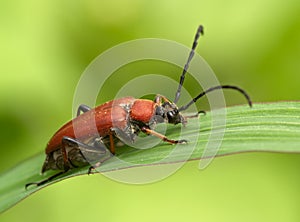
[155,101,185,125]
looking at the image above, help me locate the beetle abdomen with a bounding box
[42,146,89,172]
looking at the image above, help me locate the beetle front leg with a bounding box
[141,127,187,144]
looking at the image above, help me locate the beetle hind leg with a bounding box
[25,171,66,189]
[25,137,110,189]
[62,136,109,166]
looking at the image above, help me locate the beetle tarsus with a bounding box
[25,182,39,189]
[25,171,65,190]
[162,137,188,144]
[77,104,92,116]
[88,166,96,175]
[198,110,206,115]
[176,139,188,144]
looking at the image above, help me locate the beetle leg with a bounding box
[62,136,109,169]
[61,137,71,171]
[108,130,115,154]
[25,137,109,189]
[62,136,107,155]
[141,127,187,144]
[180,111,206,126]
[25,171,66,189]
[77,104,91,116]
[61,136,104,170]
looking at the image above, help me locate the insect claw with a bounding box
[88,166,95,175]
[25,182,38,190]
[178,139,188,144]
[198,110,206,115]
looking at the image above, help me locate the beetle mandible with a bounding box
[25,25,252,188]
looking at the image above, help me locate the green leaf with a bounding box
[1,101,300,213]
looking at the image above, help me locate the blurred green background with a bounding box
[1,0,300,221]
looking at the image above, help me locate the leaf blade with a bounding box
[0,101,300,213]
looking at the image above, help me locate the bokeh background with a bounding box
[1,0,300,221]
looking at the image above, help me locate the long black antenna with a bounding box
[178,85,252,112]
[174,25,204,104]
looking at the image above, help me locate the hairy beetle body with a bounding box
[46,97,135,153]
[42,96,174,173]
[25,25,252,188]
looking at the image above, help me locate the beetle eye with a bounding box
[167,110,178,119]
[167,111,173,118]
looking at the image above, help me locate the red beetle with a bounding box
[25,25,252,188]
